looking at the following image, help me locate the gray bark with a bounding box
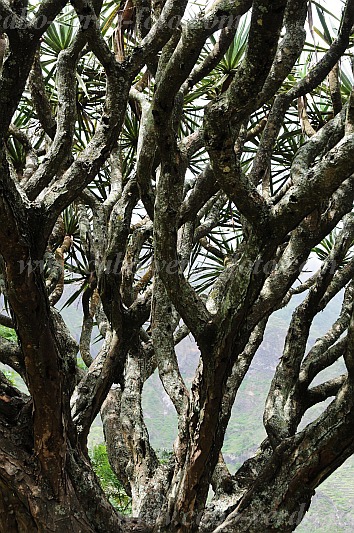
[0,1,354,531]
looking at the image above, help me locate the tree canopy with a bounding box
[0,1,354,532]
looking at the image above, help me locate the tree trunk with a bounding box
[0,386,151,533]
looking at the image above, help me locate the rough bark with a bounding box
[0,1,354,532]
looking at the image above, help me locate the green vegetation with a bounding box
[157,449,173,465]
[90,444,131,514]
[2,369,16,385]
[0,324,17,342]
